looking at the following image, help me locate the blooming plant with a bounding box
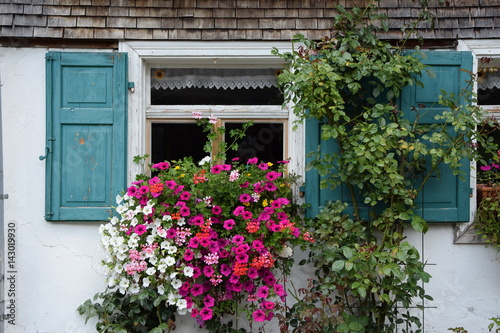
[82,155,311,332]
[479,159,500,186]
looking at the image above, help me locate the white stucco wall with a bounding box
[0,46,498,333]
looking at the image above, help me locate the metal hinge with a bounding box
[0,194,9,200]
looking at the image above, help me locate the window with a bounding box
[477,57,500,108]
[119,41,298,181]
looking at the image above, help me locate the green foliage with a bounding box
[273,1,494,332]
[77,288,176,333]
[476,192,500,249]
[448,317,500,332]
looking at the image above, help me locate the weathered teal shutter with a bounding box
[305,51,472,221]
[400,51,472,222]
[44,52,127,221]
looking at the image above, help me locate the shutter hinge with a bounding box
[39,137,55,161]
[469,187,474,198]
[128,82,135,93]
[45,54,56,61]
[299,185,305,198]
[0,194,8,200]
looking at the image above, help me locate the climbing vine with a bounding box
[273,1,495,332]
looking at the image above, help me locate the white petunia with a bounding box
[167,245,177,255]
[164,256,175,266]
[176,299,187,310]
[129,283,140,294]
[183,266,194,277]
[149,255,158,265]
[143,205,153,215]
[142,277,150,288]
[157,285,165,295]
[116,194,123,205]
[198,156,211,166]
[116,204,128,215]
[171,279,182,290]
[146,267,156,276]
[119,278,130,289]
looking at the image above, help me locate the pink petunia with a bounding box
[127,186,138,196]
[179,206,191,217]
[152,161,170,170]
[264,181,277,192]
[274,284,287,297]
[191,284,204,297]
[199,307,213,321]
[165,180,177,189]
[134,224,147,235]
[233,206,245,216]
[180,191,191,201]
[235,253,249,263]
[184,249,194,261]
[258,163,269,170]
[190,215,204,226]
[211,165,223,174]
[253,309,266,322]
[242,211,253,220]
[265,171,282,181]
[239,193,252,203]
[256,286,269,299]
[212,205,222,215]
[481,165,492,171]
[247,157,259,164]
[220,264,232,276]
[203,295,215,308]
[261,301,275,310]
[247,267,259,279]
[223,219,235,230]
[232,234,245,244]
[203,266,214,277]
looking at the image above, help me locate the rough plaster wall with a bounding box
[0,47,498,333]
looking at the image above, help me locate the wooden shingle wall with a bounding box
[0,0,499,44]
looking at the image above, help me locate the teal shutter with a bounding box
[44,52,128,221]
[400,51,472,222]
[305,51,472,222]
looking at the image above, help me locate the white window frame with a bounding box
[119,41,304,187]
[455,40,500,241]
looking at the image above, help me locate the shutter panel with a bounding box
[304,51,472,221]
[44,52,127,221]
[400,51,472,222]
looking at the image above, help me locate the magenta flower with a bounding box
[127,186,138,196]
[235,253,249,263]
[199,307,213,321]
[221,164,231,171]
[190,215,204,226]
[184,249,194,261]
[257,286,269,299]
[264,181,277,192]
[240,181,250,188]
[233,206,245,216]
[242,211,253,220]
[211,165,223,174]
[261,301,275,310]
[265,171,282,181]
[239,193,252,203]
[247,267,259,279]
[151,161,170,170]
[223,219,235,230]
[274,284,286,296]
[203,295,215,308]
[232,235,245,244]
[212,205,222,215]
[203,266,214,277]
[165,180,177,189]
[247,157,259,164]
[134,224,147,235]
[220,264,232,276]
[191,284,204,297]
[180,191,191,201]
[192,267,202,279]
[179,206,191,216]
[253,309,266,322]
[138,185,149,194]
[258,163,269,170]
[188,238,199,248]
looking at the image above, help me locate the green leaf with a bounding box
[331,260,345,272]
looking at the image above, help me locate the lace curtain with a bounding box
[151,68,279,90]
[478,71,500,90]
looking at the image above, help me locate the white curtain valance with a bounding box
[478,71,500,90]
[151,68,279,91]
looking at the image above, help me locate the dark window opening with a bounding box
[225,122,284,163]
[151,123,207,164]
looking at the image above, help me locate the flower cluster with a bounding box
[479,151,500,186]
[99,157,312,326]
